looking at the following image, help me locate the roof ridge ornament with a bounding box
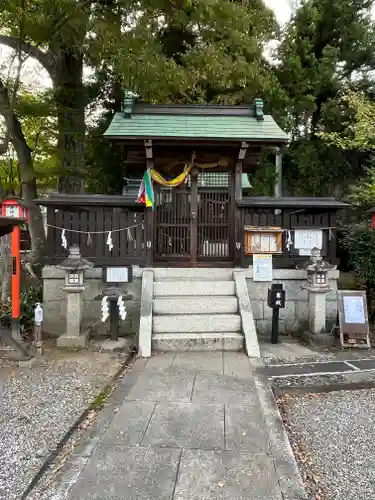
[123,90,138,118]
[254,98,264,120]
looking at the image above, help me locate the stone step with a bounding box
[153,281,236,297]
[153,314,241,333]
[152,332,244,352]
[153,296,238,315]
[153,268,234,281]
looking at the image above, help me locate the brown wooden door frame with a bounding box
[153,169,236,266]
[190,170,198,264]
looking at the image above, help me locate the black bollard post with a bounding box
[267,283,285,345]
[109,300,120,341]
[271,307,280,344]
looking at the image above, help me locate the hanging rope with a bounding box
[45,222,143,234]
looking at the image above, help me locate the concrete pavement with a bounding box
[65,352,306,500]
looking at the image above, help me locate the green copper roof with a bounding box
[104,111,288,143]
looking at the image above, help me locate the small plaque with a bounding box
[337,291,370,348]
[294,229,323,250]
[253,254,273,282]
[104,266,133,283]
[244,226,283,255]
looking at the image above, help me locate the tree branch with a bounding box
[0,35,56,77]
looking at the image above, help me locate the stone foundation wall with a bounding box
[244,268,339,336]
[42,266,142,338]
[42,266,339,340]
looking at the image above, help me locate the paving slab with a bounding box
[225,404,270,453]
[192,373,259,405]
[125,372,195,402]
[223,353,253,379]
[142,353,176,371]
[260,341,317,360]
[174,449,282,500]
[100,401,156,445]
[68,445,181,500]
[34,352,307,500]
[171,352,224,374]
[142,402,224,449]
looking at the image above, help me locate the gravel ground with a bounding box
[0,350,124,500]
[279,388,375,500]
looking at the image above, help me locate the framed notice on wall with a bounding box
[337,290,370,348]
[253,254,273,282]
[244,227,283,255]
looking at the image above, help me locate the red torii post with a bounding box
[0,215,25,340]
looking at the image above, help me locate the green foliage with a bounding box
[0,88,58,195]
[283,138,354,196]
[0,283,42,336]
[276,0,375,195]
[346,158,375,216]
[340,223,375,317]
[248,152,279,196]
[320,90,375,151]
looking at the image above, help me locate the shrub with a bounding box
[340,223,375,320]
[0,283,42,336]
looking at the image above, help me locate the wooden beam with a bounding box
[238,142,249,161]
[144,140,153,160]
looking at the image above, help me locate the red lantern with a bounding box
[1,197,29,221]
[372,212,375,229]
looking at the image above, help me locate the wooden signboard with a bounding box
[244,226,283,255]
[337,290,371,348]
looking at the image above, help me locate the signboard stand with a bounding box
[337,290,371,348]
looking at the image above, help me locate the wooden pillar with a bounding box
[11,225,21,340]
[275,147,282,197]
[145,206,154,267]
[234,142,248,267]
[234,161,243,267]
[190,170,198,263]
[145,140,154,267]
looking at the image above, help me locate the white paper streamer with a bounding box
[106,231,113,251]
[127,228,133,242]
[61,229,68,249]
[286,230,292,250]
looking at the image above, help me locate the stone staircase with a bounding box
[151,268,245,352]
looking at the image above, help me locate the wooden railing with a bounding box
[41,195,146,266]
[238,197,348,268]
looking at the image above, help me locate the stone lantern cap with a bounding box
[56,245,94,271]
[296,247,337,272]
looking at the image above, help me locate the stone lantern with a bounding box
[297,248,336,337]
[56,245,94,348]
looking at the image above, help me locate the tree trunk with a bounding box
[0,78,45,270]
[0,36,87,194]
[55,53,86,193]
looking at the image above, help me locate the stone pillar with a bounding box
[56,245,94,348]
[308,289,327,334]
[275,147,282,198]
[64,287,84,339]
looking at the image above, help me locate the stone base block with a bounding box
[96,337,134,353]
[152,333,244,352]
[302,331,336,347]
[57,334,87,348]
[18,357,37,368]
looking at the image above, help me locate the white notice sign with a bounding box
[253,254,273,282]
[294,229,323,250]
[106,267,129,283]
[343,296,366,324]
